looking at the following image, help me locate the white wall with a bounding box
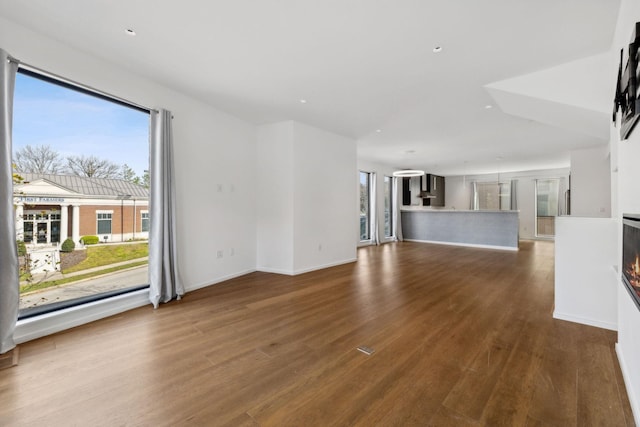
[293,122,357,273]
[554,217,617,330]
[1,17,258,338]
[257,121,357,275]
[445,168,570,239]
[570,145,611,217]
[256,122,294,274]
[611,0,640,423]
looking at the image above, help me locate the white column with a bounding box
[60,204,69,243]
[15,203,24,241]
[72,204,80,244]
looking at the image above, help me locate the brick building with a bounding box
[13,173,149,246]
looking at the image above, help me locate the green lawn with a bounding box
[20,261,148,294]
[63,242,149,273]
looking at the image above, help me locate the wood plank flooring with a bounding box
[0,241,634,426]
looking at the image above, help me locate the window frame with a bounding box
[359,171,372,242]
[96,210,114,235]
[11,65,152,323]
[141,210,149,232]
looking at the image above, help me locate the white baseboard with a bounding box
[255,266,295,275]
[552,310,617,331]
[404,238,518,252]
[258,258,357,276]
[185,269,257,292]
[616,343,640,426]
[292,258,357,275]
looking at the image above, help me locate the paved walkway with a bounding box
[19,257,149,310]
[20,257,148,286]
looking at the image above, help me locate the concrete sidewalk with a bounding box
[20,257,149,286]
[20,263,149,310]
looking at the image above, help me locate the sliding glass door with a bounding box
[535,178,560,237]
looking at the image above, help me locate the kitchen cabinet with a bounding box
[402,177,411,205]
[421,174,445,207]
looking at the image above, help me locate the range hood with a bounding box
[418,174,436,198]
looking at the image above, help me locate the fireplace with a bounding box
[623,214,640,310]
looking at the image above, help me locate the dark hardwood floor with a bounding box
[0,241,634,426]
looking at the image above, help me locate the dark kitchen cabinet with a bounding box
[422,174,445,207]
[402,177,411,205]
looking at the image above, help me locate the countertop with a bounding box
[400,207,518,213]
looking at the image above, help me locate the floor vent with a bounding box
[357,346,375,356]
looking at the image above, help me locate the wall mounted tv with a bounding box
[615,22,640,140]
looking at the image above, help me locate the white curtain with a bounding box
[370,173,379,245]
[510,180,518,210]
[149,109,184,308]
[471,181,478,210]
[0,49,19,353]
[392,177,403,241]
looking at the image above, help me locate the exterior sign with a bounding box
[18,196,66,203]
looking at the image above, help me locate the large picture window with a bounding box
[359,171,372,241]
[12,68,150,318]
[473,181,511,211]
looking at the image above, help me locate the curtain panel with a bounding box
[393,177,403,241]
[370,173,379,245]
[0,49,19,353]
[149,109,184,308]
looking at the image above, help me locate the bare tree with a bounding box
[66,155,120,178]
[13,144,64,174]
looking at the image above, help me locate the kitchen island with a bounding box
[401,208,519,251]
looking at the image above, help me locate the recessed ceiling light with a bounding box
[125,29,136,36]
[485,104,493,109]
[375,129,382,133]
[299,99,308,104]
[432,46,443,53]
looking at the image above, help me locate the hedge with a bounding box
[81,235,100,245]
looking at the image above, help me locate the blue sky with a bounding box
[13,73,150,177]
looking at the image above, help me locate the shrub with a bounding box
[61,238,76,253]
[16,240,26,256]
[81,235,99,245]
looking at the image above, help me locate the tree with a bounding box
[121,164,149,188]
[66,155,120,178]
[121,164,137,182]
[141,170,150,189]
[13,144,64,174]
[12,163,23,185]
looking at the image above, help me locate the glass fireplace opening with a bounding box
[622,214,640,310]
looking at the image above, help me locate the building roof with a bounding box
[18,173,149,199]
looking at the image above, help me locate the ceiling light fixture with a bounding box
[125,29,136,36]
[375,129,382,133]
[485,104,493,109]
[299,99,308,104]
[393,169,425,177]
[432,46,443,53]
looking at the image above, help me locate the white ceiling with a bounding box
[0,0,621,175]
